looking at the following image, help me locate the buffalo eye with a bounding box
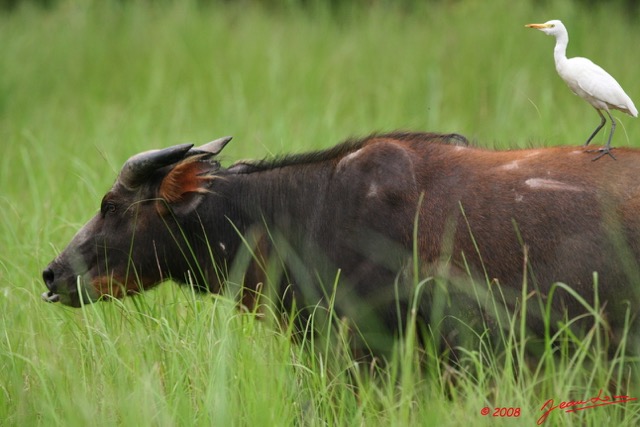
[101,200,117,217]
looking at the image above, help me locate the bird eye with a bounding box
[550,24,555,28]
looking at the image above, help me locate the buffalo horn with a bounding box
[188,136,233,157]
[118,143,194,190]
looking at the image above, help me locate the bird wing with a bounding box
[566,57,637,115]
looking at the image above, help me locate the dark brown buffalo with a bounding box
[42,132,640,346]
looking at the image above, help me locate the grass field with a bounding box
[2,0,640,425]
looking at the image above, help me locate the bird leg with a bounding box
[585,109,617,161]
[583,108,606,147]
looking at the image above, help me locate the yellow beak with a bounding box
[525,23,551,29]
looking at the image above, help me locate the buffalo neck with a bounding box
[224,161,334,246]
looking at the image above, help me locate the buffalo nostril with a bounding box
[42,267,55,291]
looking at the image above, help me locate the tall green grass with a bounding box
[2,0,640,425]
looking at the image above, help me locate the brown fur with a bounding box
[91,274,146,300]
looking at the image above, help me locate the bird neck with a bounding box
[552,32,569,70]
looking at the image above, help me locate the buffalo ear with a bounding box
[158,156,214,213]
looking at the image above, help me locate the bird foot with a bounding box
[585,146,616,161]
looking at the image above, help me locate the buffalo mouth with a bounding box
[41,290,60,303]
[40,288,93,307]
[42,265,98,307]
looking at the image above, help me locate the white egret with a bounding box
[525,19,637,160]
